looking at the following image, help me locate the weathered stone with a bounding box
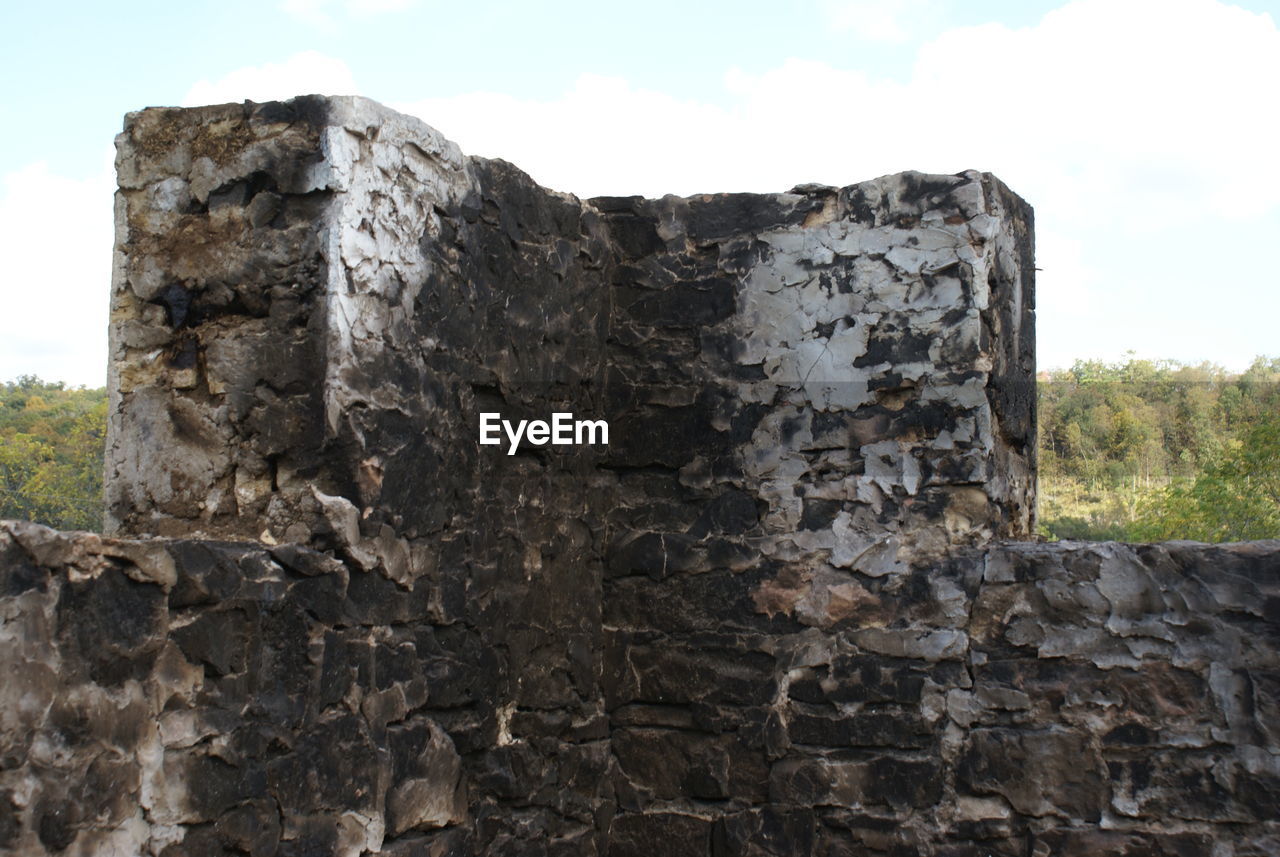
[613,726,769,803]
[957,728,1104,821]
[714,808,816,857]
[609,812,712,857]
[0,93,1276,855]
[386,720,466,835]
[770,754,944,810]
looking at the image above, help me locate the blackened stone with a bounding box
[928,841,1024,857]
[270,543,345,577]
[168,542,245,607]
[714,808,815,857]
[610,812,711,857]
[57,565,166,685]
[36,798,77,852]
[799,499,842,531]
[157,282,196,327]
[471,743,552,802]
[343,567,432,624]
[380,828,472,857]
[768,762,829,808]
[371,639,418,690]
[613,728,767,803]
[1031,830,1214,857]
[1239,767,1280,820]
[286,569,348,624]
[0,790,16,850]
[253,601,313,725]
[175,753,267,821]
[423,653,491,709]
[215,800,281,855]
[958,728,1103,822]
[855,327,934,368]
[1103,722,1155,746]
[601,211,664,258]
[172,607,253,676]
[869,756,943,811]
[624,279,736,328]
[788,657,929,706]
[317,630,367,709]
[606,403,716,469]
[768,756,940,811]
[0,538,45,595]
[685,193,811,241]
[276,819,339,857]
[604,638,776,708]
[605,568,803,637]
[266,713,379,815]
[606,531,699,579]
[690,490,759,537]
[161,827,237,857]
[787,710,932,749]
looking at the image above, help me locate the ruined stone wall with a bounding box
[3,522,1277,855]
[598,169,1035,580]
[603,535,1280,856]
[107,98,618,851]
[105,96,1034,562]
[0,95,1274,855]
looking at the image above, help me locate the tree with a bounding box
[0,378,106,531]
[1132,412,1280,542]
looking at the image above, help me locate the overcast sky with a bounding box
[1,0,1277,387]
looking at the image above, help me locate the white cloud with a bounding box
[400,0,1280,221]
[281,0,416,29]
[182,51,359,106]
[0,155,115,387]
[908,0,1280,222]
[398,0,1279,370]
[346,0,414,13]
[1033,229,1102,368]
[397,75,747,199]
[820,0,943,43]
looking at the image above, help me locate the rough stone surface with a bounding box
[106,95,1034,567]
[0,95,1273,854]
[3,522,1277,854]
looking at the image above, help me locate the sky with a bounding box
[1,0,1277,387]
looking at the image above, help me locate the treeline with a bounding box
[1,359,1277,541]
[1038,355,1280,542]
[0,376,106,531]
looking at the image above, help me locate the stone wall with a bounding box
[603,535,1280,856]
[3,522,1277,855]
[0,95,1274,855]
[105,96,1034,563]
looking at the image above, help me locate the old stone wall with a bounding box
[603,535,1280,856]
[3,522,1277,855]
[105,96,1034,562]
[0,95,1274,856]
[107,99,618,854]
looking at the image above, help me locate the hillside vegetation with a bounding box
[2,357,1277,541]
[1039,355,1280,542]
[1,376,106,531]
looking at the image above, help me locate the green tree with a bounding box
[1037,354,1278,542]
[0,377,107,531]
[1131,412,1280,542]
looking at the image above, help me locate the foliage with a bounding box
[1038,355,1280,542]
[0,376,107,531]
[1128,413,1280,542]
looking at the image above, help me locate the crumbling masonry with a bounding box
[0,96,1276,856]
